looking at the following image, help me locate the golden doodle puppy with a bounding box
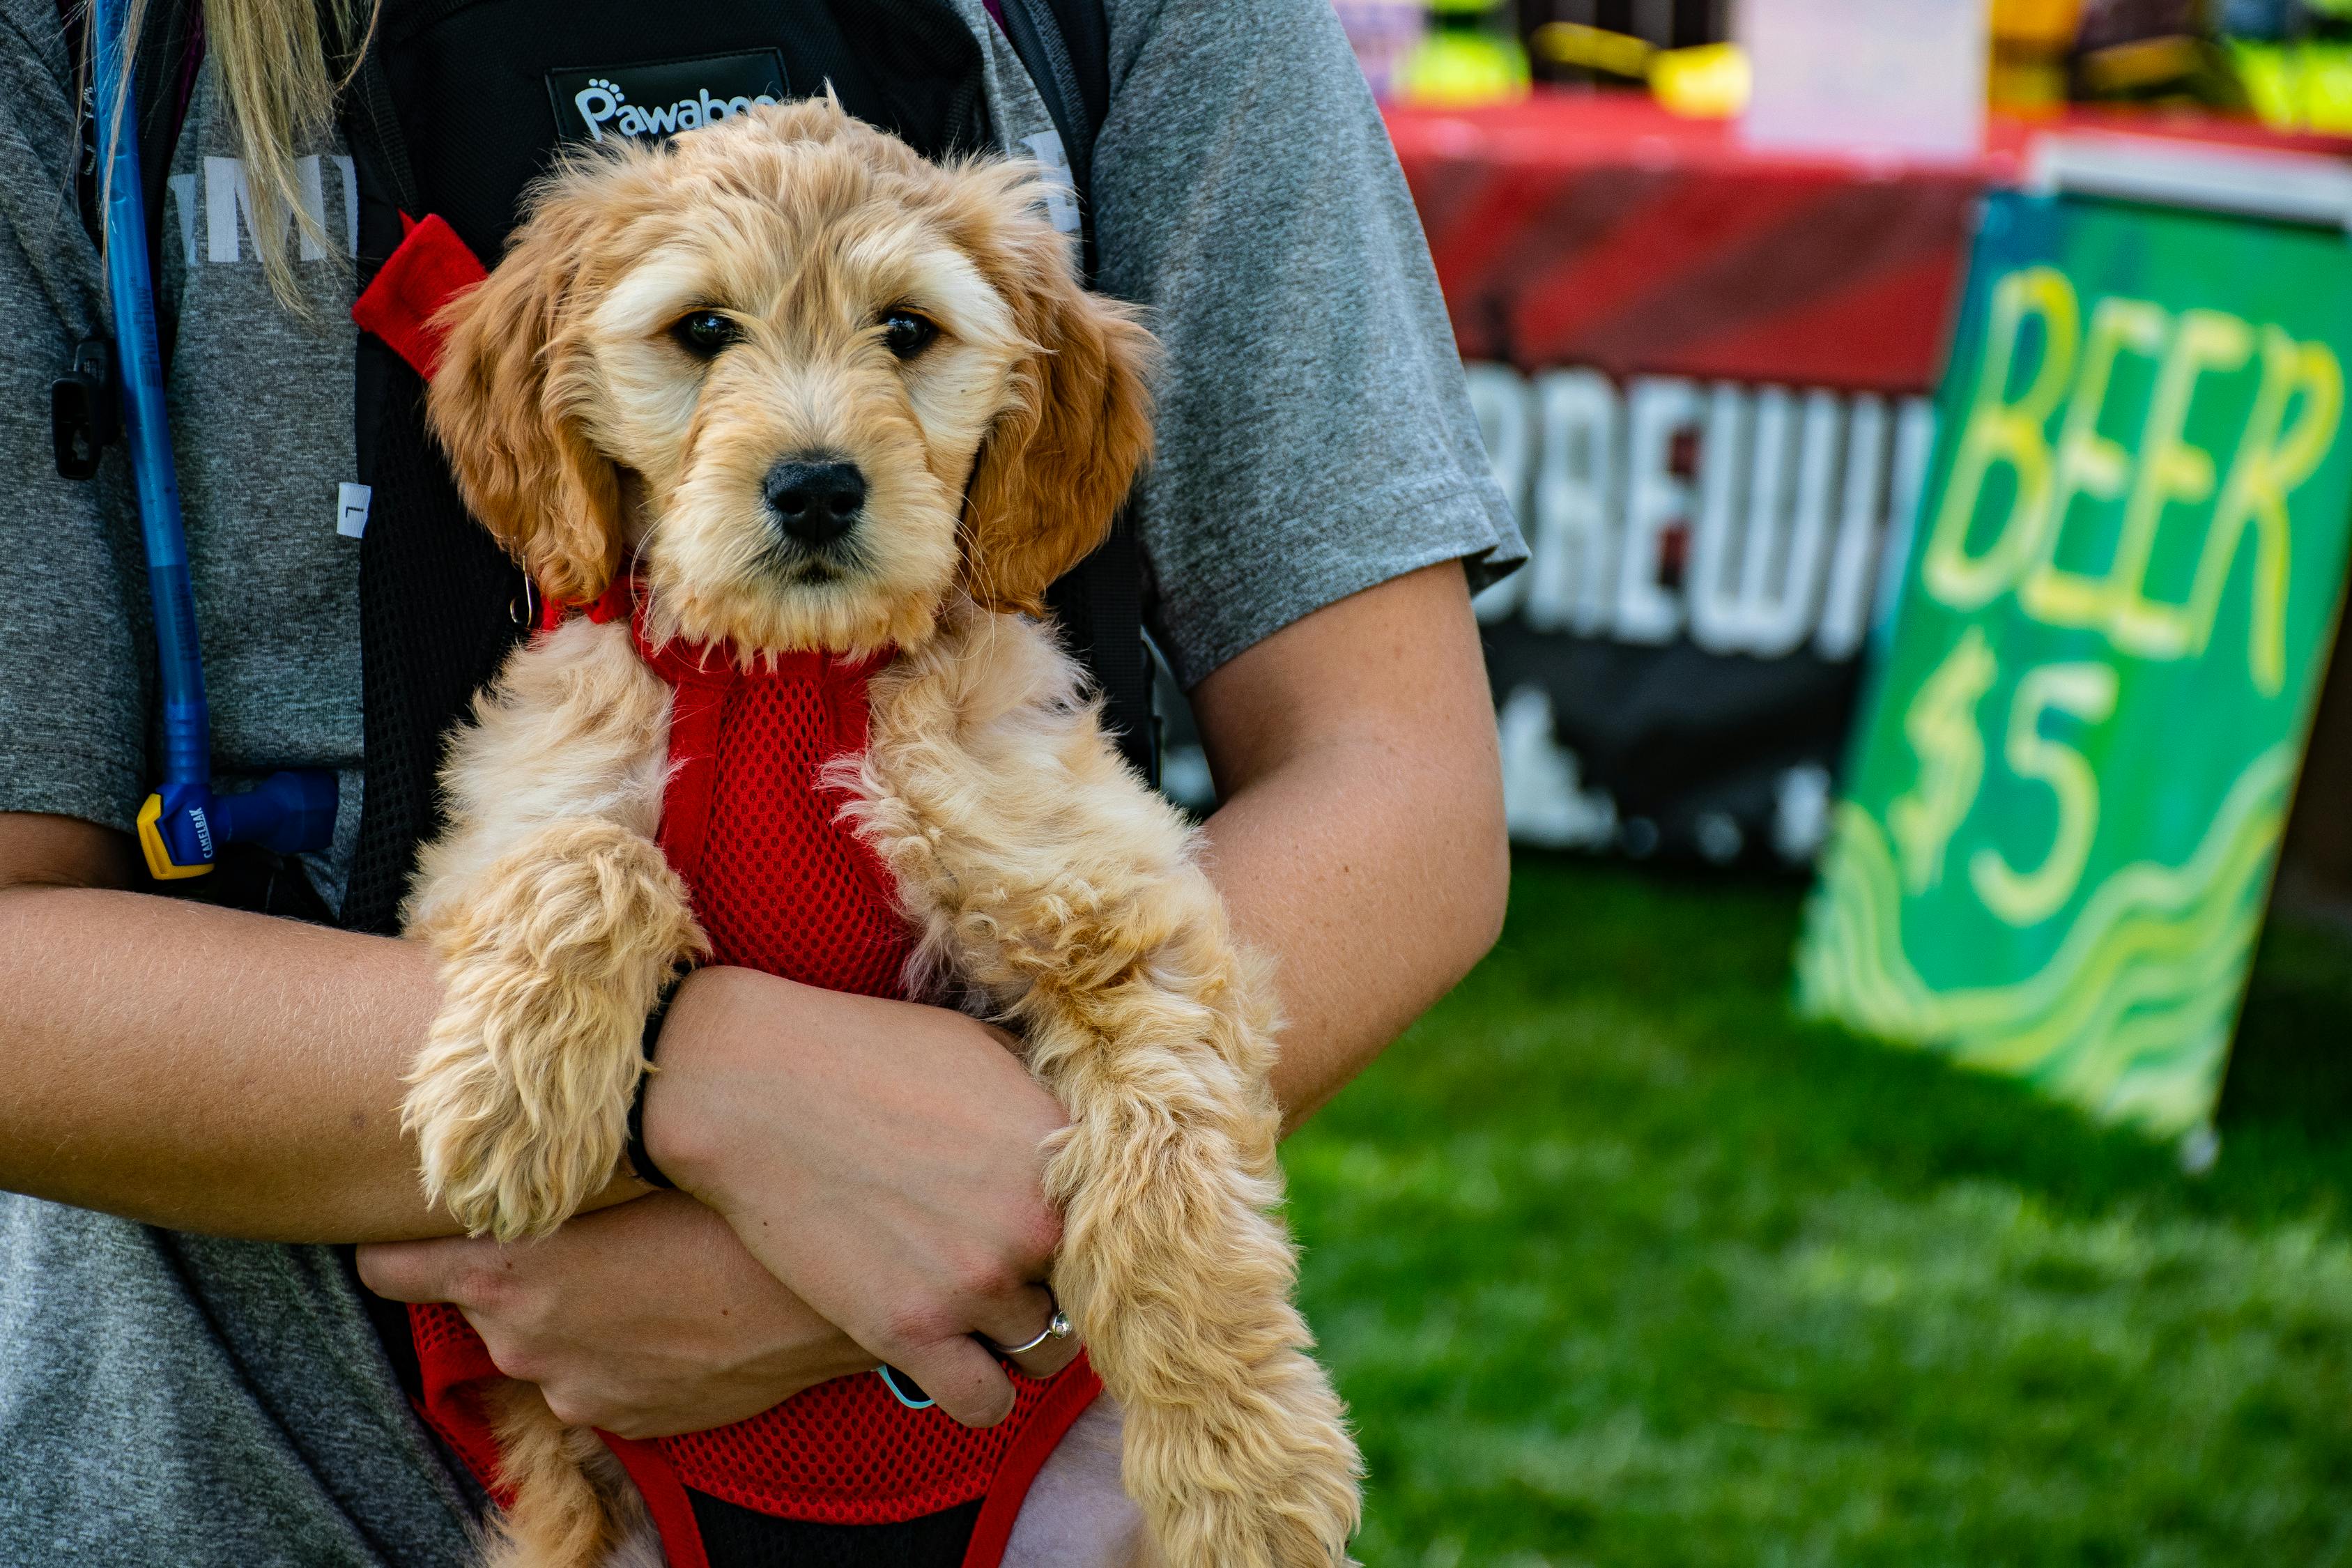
[399,98,1360,1568]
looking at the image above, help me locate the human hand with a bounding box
[644,965,1081,1428]
[356,1190,873,1438]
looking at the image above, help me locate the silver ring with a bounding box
[991,1307,1073,1357]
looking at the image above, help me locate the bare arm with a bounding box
[1190,559,1509,1128]
[0,816,460,1240]
[0,824,1049,1280]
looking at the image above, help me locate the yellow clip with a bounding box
[137,792,215,880]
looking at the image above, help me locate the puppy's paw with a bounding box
[1254,1364,1362,1568]
[404,820,702,1240]
[407,1036,618,1240]
[1128,1346,1362,1568]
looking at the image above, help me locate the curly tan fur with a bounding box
[483,1381,662,1568]
[401,617,705,1240]
[840,606,1362,1566]
[402,98,1358,1568]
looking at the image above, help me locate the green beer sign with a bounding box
[1799,187,2352,1137]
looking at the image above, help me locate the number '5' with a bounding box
[1970,661,2120,927]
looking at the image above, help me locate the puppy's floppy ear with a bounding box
[425,192,624,606]
[961,220,1158,615]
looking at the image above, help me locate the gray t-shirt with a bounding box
[0,9,369,903]
[0,1,1519,1560]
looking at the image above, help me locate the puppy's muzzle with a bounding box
[764,458,867,551]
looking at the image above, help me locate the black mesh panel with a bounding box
[342,343,529,934]
[686,1492,980,1568]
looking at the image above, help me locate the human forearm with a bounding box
[0,813,651,1242]
[1201,738,1504,1128]
[0,876,465,1240]
[1190,562,1509,1129]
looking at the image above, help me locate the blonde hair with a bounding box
[97,0,378,309]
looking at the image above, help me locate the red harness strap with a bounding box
[412,576,1098,1567]
[351,213,484,381]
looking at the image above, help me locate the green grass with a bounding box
[1284,854,2352,1567]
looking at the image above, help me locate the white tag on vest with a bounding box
[337,481,372,539]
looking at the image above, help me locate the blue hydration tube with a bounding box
[93,0,336,879]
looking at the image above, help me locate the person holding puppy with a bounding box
[0,0,1519,1563]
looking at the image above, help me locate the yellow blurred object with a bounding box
[1650,41,1749,118]
[1530,21,1654,79]
[1990,0,2082,48]
[1988,54,2069,112]
[1396,26,1530,107]
[1523,24,1746,118]
[2235,40,2352,134]
[2079,34,2204,93]
[1988,0,2080,114]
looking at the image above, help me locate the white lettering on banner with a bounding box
[1774,763,1835,862]
[1690,385,1838,659]
[1533,371,1621,634]
[1471,363,1935,661]
[1496,684,1618,849]
[1617,378,1700,645]
[1476,367,1622,636]
[1818,394,1889,659]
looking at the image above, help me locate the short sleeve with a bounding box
[0,1,152,832]
[1092,0,1524,687]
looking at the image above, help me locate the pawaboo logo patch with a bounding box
[546,51,791,144]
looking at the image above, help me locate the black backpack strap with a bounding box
[991,0,1107,277]
[335,40,420,224]
[1045,475,1155,785]
[331,15,533,939]
[994,0,1157,785]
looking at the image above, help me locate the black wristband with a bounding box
[624,972,688,1190]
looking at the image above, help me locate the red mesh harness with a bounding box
[407,576,1100,1568]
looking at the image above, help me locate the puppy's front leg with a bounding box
[850,609,1362,1568]
[401,618,702,1240]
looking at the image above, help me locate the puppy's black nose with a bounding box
[763,459,866,547]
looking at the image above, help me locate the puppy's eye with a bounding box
[880,309,938,360]
[670,310,741,358]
